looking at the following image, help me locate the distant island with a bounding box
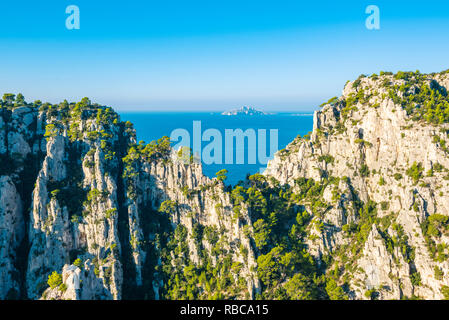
[221,106,268,116]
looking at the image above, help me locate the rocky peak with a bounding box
[264,70,449,299]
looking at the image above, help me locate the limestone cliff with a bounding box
[0,98,259,300]
[264,70,449,299]
[2,69,449,300]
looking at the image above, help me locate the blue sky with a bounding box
[1,1,449,111]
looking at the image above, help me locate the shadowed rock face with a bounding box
[0,175,24,299]
[1,70,449,300]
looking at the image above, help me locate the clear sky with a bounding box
[1,0,449,111]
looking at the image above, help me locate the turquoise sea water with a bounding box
[120,112,314,185]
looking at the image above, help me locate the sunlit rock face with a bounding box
[265,71,449,299]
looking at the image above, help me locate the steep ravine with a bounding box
[1,70,449,300]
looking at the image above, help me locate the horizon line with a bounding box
[116,109,317,114]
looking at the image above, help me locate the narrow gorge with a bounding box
[1,69,449,300]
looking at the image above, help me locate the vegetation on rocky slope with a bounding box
[2,69,449,300]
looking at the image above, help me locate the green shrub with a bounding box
[73,258,83,268]
[434,266,444,280]
[47,271,62,289]
[216,169,228,182]
[318,155,334,164]
[159,200,177,215]
[359,164,370,177]
[442,285,449,300]
[325,279,348,300]
[422,214,449,237]
[410,271,421,286]
[406,162,424,185]
[380,201,389,210]
[44,124,59,139]
[364,289,378,300]
[59,283,67,292]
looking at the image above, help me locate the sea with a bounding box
[120,112,314,186]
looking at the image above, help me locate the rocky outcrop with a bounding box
[123,154,260,299]
[265,71,449,299]
[41,261,112,300]
[0,99,259,300]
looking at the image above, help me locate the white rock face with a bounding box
[22,112,124,300]
[354,225,412,300]
[27,135,71,299]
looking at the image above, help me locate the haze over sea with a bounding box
[120,112,314,185]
